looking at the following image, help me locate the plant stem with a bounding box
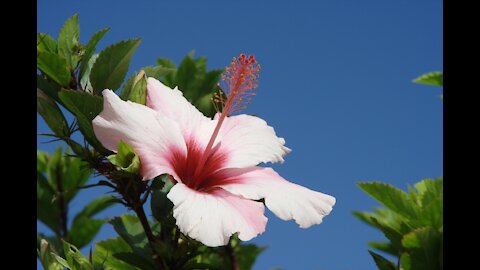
[55,167,68,237]
[226,238,239,270]
[132,203,166,270]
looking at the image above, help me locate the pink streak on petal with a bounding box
[167,183,267,247]
[92,89,187,181]
[200,114,291,169]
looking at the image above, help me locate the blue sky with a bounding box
[37,1,443,269]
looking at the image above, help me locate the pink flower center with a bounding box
[171,54,260,192]
[170,139,227,191]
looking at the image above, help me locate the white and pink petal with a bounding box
[92,89,187,180]
[167,183,267,247]
[146,78,209,139]
[194,114,291,169]
[217,167,336,228]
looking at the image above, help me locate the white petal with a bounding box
[92,90,187,180]
[218,167,336,228]
[195,114,291,168]
[146,78,210,139]
[167,183,267,247]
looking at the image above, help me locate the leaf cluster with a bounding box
[38,14,265,270]
[354,178,443,270]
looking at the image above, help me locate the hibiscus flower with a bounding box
[92,54,335,247]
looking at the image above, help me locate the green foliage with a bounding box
[38,14,267,270]
[150,175,175,226]
[156,52,224,117]
[413,71,443,99]
[368,250,397,270]
[90,39,141,94]
[37,89,70,138]
[80,27,110,83]
[93,237,142,269]
[354,178,443,270]
[58,89,109,155]
[37,149,114,250]
[37,33,58,53]
[109,214,151,255]
[413,71,443,86]
[107,141,141,173]
[58,14,81,69]
[37,51,72,87]
[58,240,94,270]
[120,66,174,104]
[38,238,64,270]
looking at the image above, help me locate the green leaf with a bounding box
[414,178,443,229]
[80,54,98,93]
[128,72,148,105]
[151,175,175,225]
[368,241,398,256]
[368,250,398,270]
[75,196,118,219]
[38,75,61,102]
[37,33,57,53]
[413,71,443,86]
[195,57,207,72]
[67,217,105,249]
[38,238,64,270]
[113,253,156,270]
[58,14,81,69]
[109,214,150,254]
[401,227,442,270]
[156,58,177,87]
[37,150,50,172]
[357,182,418,220]
[400,253,412,270]
[37,89,69,137]
[369,217,406,253]
[58,90,109,154]
[93,237,141,270]
[107,140,141,173]
[90,38,141,93]
[194,93,216,118]
[52,254,71,269]
[37,51,71,87]
[236,244,266,270]
[352,210,378,227]
[197,69,223,97]
[37,170,60,234]
[62,240,94,270]
[120,66,174,101]
[45,147,62,188]
[80,27,110,80]
[64,157,92,202]
[38,234,63,258]
[176,55,198,100]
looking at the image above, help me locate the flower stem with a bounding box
[226,238,240,270]
[55,167,68,238]
[132,203,166,270]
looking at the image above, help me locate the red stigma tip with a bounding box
[213,53,261,115]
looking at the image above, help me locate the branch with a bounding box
[226,238,240,270]
[132,203,166,270]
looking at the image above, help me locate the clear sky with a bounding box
[37,1,443,269]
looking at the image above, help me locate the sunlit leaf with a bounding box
[37,89,69,137]
[368,250,397,270]
[37,51,71,87]
[90,39,141,93]
[57,14,81,69]
[413,71,443,86]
